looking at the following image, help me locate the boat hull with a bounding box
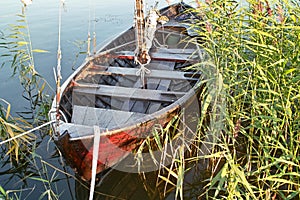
[50,2,203,181]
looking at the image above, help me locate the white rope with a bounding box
[134,0,145,59]
[87,0,97,57]
[54,0,64,136]
[93,32,96,55]
[57,0,63,81]
[86,0,91,57]
[0,120,56,146]
[136,63,151,87]
[88,0,91,34]
[87,32,91,57]
[92,0,97,55]
[89,126,101,200]
[134,6,161,87]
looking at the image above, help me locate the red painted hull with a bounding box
[55,106,179,181]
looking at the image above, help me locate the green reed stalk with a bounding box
[0,7,59,200]
[187,0,300,199]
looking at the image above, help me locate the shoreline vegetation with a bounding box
[0,0,300,199]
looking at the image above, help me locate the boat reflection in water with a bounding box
[75,166,165,200]
[75,158,211,200]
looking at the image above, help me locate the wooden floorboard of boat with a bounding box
[120,79,142,112]
[146,61,174,114]
[72,84,185,103]
[120,61,175,114]
[87,65,200,81]
[71,105,146,129]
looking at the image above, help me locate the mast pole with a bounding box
[55,0,64,136]
[134,0,145,63]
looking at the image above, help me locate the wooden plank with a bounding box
[71,105,146,129]
[73,84,185,103]
[72,105,113,128]
[87,65,200,81]
[155,48,196,54]
[121,79,142,112]
[146,61,175,114]
[128,61,175,114]
[115,51,198,62]
[72,93,96,107]
[59,123,102,139]
[150,51,198,61]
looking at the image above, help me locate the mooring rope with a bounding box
[92,0,97,56]
[93,31,97,55]
[136,63,151,87]
[0,120,56,146]
[54,0,64,136]
[87,0,97,57]
[87,0,91,57]
[89,126,101,200]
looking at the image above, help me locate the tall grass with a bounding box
[0,98,33,161]
[190,0,300,199]
[1,1,300,199]
[0,8,62,200]
[139,0,299,199]
[6,13,52,122]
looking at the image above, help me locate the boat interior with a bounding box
[57,3,204,135]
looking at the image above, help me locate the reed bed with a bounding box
[0,11,61,199]
[183,0,299,199]
[141,0,299,199]
[1,1,300,199]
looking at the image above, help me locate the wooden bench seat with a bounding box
[72,84,186,103]
[71,105,146,130]
[59,123,101,139]
[87,65,200,81]
[115,50,199,62]
[154,48,197,54]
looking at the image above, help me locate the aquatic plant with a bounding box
[190,0,300,199]
[0,98,34,161]
[0,6,53,156]
[1,0,299,199]
[137,0,300,199]
[0,6,62,200]
[7,13,52,121]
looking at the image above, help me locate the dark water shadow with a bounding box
[75,154,212,200]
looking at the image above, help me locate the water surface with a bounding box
[0,0,246,199]
[0,0,173,199]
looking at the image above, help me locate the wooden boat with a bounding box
[49,2,203,181]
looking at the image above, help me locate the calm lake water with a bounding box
[0,0,246,199]
[1,0,166,113]
[0,1,193,199]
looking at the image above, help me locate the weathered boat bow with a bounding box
[49,2,204,181]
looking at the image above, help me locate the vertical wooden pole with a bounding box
[134,0,145,60]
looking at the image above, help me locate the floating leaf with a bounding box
[17,41,28,46]
[32,49,49,53]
